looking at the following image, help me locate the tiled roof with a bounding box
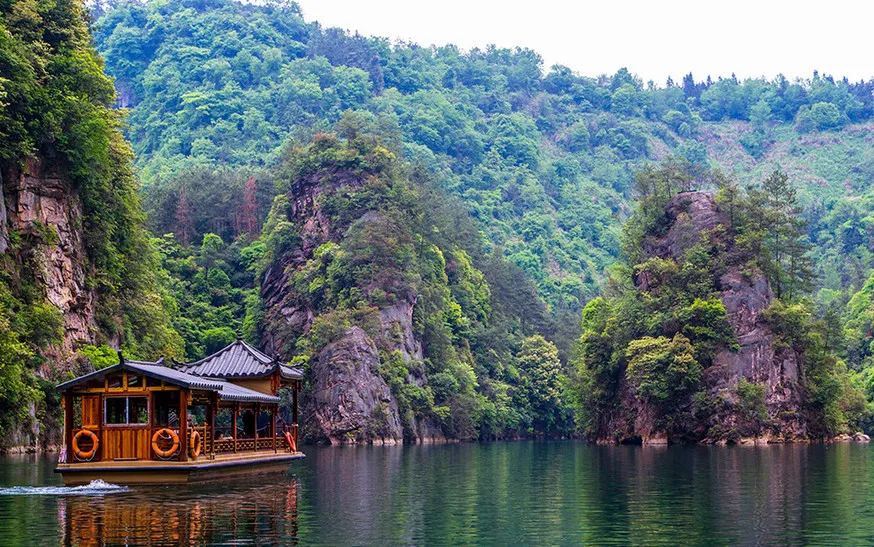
[279,365,304,380]
[214,380,280,403]
[57,359,279,403]
[176,339,281,378]
[57,359,225,392]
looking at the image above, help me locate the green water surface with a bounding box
[0,441,871,546]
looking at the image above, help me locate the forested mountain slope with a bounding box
[81,0,874,440]
[93,0,874,336]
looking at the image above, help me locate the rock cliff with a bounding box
[261,167,442,444]
[618,192,808,443]
[3,158,98,354]
[0,157,100,449]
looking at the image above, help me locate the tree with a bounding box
[199,233,225,285]
[625,333,701,405]
[744,170,812,299]
[517,335,566,434]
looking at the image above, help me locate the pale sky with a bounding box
[295,0,874,85]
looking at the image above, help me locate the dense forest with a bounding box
[4,0,874,445]
[0,0,181,445]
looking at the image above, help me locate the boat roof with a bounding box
[175,336,303,381]
[57,358,280,404]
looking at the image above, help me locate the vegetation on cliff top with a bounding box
[573,163,866,441]
[260,128,572,439]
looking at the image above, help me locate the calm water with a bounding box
[0,441,872,546]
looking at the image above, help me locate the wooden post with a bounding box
[179,390,188,462]
[97,395,103,462]
[272,405,277,453]
[292,382,299,424]
[209,393,217,458]
[64,392,74,463]
[292,381,299,448]
[232,404,238,453]
[254,403,259,451]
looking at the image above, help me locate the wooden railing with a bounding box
[209,423,298,455]
[67,423,299,462]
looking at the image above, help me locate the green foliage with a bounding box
[625,333,701,404]
[77,345,119,370]
[0,311,39,446]
[516,335,569,435]
[79,0,874,440]
[202,327,236,355]
[155,233,263,359]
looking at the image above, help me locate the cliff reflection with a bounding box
[58,476,299,546]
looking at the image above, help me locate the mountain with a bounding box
[4,0,874,448]
[91,0,874,347]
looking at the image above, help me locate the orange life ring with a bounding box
[151,428,180,459]
[72,429,99,461]
[188,430,201,459]
[284,431,296,452]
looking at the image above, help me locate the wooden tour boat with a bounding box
[55,333,304,485]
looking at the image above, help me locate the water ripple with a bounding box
[0,479,129,496]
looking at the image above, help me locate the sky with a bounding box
[295,0,874,85]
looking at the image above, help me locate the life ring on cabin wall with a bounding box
[188,430,201,460]
[284,431,296,452]
[72,429,99,461]
[151,428,180,459]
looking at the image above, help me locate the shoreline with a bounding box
[3,432,871,455]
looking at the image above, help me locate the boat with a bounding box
[55,333,304,485]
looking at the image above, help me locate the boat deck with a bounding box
[55,451,306,485]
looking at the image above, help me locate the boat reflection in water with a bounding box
[57,476,300,546]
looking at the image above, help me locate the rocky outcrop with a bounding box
[617,192,809,443]
[1,157,101,450]
[2,158,98,356]
[261,167,443,444]
[305,327,403,444]
[4,158,97,353]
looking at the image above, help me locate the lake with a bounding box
[0,441,871,546]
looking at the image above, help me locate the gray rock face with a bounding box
[3,158,96,353]
[305,327,403,444]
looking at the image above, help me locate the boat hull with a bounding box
[55,452,305,485]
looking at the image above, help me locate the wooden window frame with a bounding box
[103,395,150,427]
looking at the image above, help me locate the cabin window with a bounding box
[129,397,149,424]
[127,375,143,388]
[152,391,180,427]
[72,396,83,429]
[215,408,233,440]
[107,375,124,389]
[104,396,149,426]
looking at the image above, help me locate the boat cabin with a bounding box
[57,335,302,467]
